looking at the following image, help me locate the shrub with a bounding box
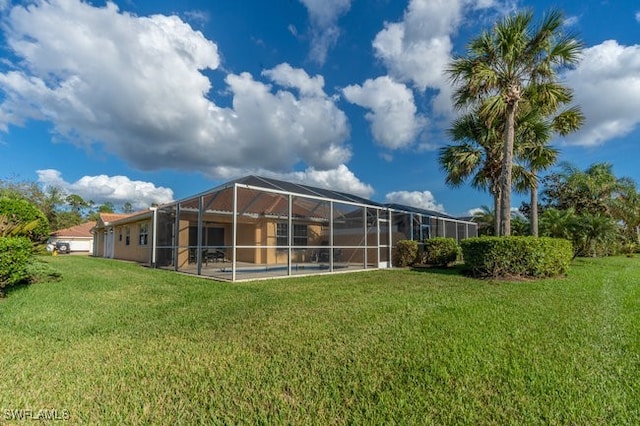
[0,197,50,243]
[461,236,572,279]
[422,237,460,267]
[394,240,419,267]
[25,258,62,284]
[0,236,32,295]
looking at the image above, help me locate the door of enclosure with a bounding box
[378,212,390,268]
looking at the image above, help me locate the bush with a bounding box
[0,197,50,243]
[25,258,62,284]
[394,240,419,267]
[461,236,572,279]
[0,236,32,295]
[422,237,460,267]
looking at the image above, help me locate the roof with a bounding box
[99,213,133,223]
[174,175,386,208]
[51,221,96,238]
[385,203,475,224]
[108,175,469,225]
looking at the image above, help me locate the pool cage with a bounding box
[150,176,477,281]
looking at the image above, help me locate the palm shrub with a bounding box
[393,240,419,267]
[569,213,619,258]
[422,238,460,267]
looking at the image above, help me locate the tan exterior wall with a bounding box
[112,220,152,264]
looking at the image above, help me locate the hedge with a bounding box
[461,236,572,279]
[422,237,460,267]
[394,240,419,267]
[0,236,32,293]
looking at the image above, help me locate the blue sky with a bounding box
[1,0,639,216]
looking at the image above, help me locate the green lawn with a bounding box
[1,255,639,424]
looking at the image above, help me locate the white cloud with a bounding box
[385,190,445,213]
[37,169,174,210]
[563,40,640,146]
[197,164,374,199]
[467,207,485,216]
[277,164,374,198]
[0,1,351,180]
[220,70,350,172]
[635,11,640,22]
[563,15,579,27]
[372,0,496,118]
[343,76,426,149]
[262,63,326,97]
[299,0,352,65]
[373,0,457,91]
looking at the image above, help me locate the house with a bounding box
[92,175,477,281]
[92,212,151,262]
[49,221,96,254]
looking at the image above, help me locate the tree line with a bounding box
[0,177,135,232]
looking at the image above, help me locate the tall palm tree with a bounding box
[448,9,583,236]
[439,110,503,235]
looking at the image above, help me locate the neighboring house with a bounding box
[92,175,478,281]
[49,221,96,254]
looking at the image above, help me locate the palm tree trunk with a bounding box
[530,179,538,237]
[499,103,517,236]
[493,188,501,236]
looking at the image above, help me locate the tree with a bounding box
[514,106,583,236]
[610,183,640,244]
[539,207,575,240]
[542,162,629,216]
[123,202,134,214]
[471,205,495,236]
[571,213,618,258]
[448,9,583,236]
[98,202,115,213]
[440,111,503,235]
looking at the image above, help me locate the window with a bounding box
[276,223,288,247]
[293,224,308,246]
[139,223,148,246]
[125,226,130,246]
[119,229,122,241]
[276,223,308,247]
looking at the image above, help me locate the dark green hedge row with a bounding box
[422,237,460,267]
[0,236,32,292]
[461,236,572,279]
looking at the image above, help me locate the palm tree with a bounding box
[571,213,619,258]
[439,111,503,235]
[515,106,583,236]
[610,179,640,244]
[448,9,583,236]
[539,207,575,239]
[470,205,495,236]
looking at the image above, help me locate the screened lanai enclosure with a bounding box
[147,176,476,281]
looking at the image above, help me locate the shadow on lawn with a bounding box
[410,263,468,277]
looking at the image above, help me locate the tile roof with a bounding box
[51,221,96,238]
[99,213,132,223]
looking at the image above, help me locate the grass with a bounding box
[1,255,639,424]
